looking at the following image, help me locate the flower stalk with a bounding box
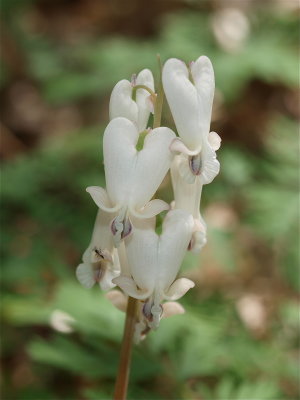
[113,296,138,400]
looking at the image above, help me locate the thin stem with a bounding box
[113,296,138,400]
[132,84,156,98]
[153,54,164,129]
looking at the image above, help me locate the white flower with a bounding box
[50,310,75,333]
[106,290,185,343]
[113,209,195,329]
[76,209,120,290]
[171,154,207,253]
[109,69,155,132]
[162,56,221,184]
[86,117,175,246]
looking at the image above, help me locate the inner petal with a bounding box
[189,153,202,175]
[111,210,133,247]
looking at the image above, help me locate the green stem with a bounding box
[113,296,138,400]
[132,84,156,98]
[153,54,164,129]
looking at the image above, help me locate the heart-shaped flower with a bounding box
[162,56,221,184]
[87,117,175,246]
[113,209,195,328]
[109,69,155,132]
[171,154,207,253]
[76,209,120,290]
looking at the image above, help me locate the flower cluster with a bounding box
[76,56,221,342]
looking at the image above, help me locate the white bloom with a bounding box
[113,209,195,329]
[162,57,221,184]
[109,69,155,132]
[50,310,75,333]
[106,290,185,343]
[87,117,175,246]
[76,209,120,290]
[171,154,207,253]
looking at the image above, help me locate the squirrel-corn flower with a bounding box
[76,55,221,340]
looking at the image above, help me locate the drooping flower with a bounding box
[86,117,175,246]
[106,290,185,343]
[109,69,155,132]
[162,56,221,184]
[171,154,207,253]
[76,209,120,290]
[113,209,195,328]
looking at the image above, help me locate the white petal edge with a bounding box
[162,58,201,150]
[208,131,221,151]
[162,301,185,318]
[158,210,194,289]
[164,278,195,301]
[191,56,215,137]
[86,186,121,213]
[130,199,170,219]
[169,137,200,156]
[109,79,138,124]
[76,263,95,289]
[113,276,152,300]
[130,126,176,208]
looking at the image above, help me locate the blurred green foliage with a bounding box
[1,2,299,399]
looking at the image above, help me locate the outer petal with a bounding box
[191,56,215,137]
[136,69,155,132]
[130,199,170,219]
[109,79,138,123]
[103,118,138,206]
[162,58,200,151]
[84,209,115,254]
[86,186,121,213]
[130,127,175,209]
[76,263,95,289]
[162,301,185,318]
[199,140,220,185]
[208,131,221,151]
[77,210,119,290]
[171,155,203,218]
[164,278,195,301]
[125,222,158,292]
[169,138,200,156]
[157,209,194,290]
[113,276,151,300]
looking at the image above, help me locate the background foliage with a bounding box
[1,0,299,399]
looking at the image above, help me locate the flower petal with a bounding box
[199,141,220,185]
[162,301,185,318]
[103,118,138,206]
[162,58,200,151]
[164,278,195,301]
[113,276,151,300]
[191,56,215,136]
[109,79,138,123]
[136,69,155,131]
[171,156,204,218]
[130,126,175,209]
[208,131,221,151]
[125,222,158,292]
[158,209,194,289]
[104,119,175,211]
[76,263,95,289]
[86,186,121,213]
[169,138,199,156]
[130,199,170,219]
